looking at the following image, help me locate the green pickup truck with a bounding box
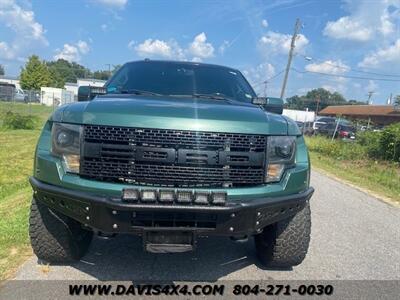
[29,60,313,267]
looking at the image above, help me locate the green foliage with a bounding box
[92,70,111,80]
[310,123,400,163]
[0,64,4,76]
[285,88,365,111]
[380,123,400,162]
[19,55,52,90]
[46,59,90,84]
[395,95,400,106]
[306,136,366,160]
[2,111,38,130]
[357,130,382,158]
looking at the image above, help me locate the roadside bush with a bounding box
[2,111,37,130]
[379,123,400,162]
[357,130,382,159]
[306,136,366,160]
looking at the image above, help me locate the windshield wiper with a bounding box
[192,93,232,101]
[118,89,163,96]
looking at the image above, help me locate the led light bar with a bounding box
[176,191,193,204]
[140,189,157,202]
[159,189,175,203]
[194,191,210,205]
[212,192,227,205]
[122,188,139,202]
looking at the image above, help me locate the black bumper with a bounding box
[30,177,314,237]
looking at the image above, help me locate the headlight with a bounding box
[51,123,81,173]
[265,136,296,182]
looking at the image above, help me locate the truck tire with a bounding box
[29,197,93,263]
[255,201,311,268]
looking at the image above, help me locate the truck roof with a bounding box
[125,59,240,73]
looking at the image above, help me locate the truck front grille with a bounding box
[80,125,267,188]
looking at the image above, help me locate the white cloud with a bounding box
[0,0,47,60]
[101,23,108,32]
[358,39,400,68]
[93,0,127,9]
[242,63,276,94]
[323,0,400,42]
[77,40,89,54]
[127,40,135,50]
[324,17,372,42]
[261,19,268,28]
[134,39,181,59]
[366,80,378,92]
[54,40,90,62]
[218,40,230,54]
[259,31,309,55]
[132,32,215,61]
[0,41,15,60]
[187,32,214,59]
[305,60,350,75]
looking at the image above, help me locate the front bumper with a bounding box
[30,177,314,237]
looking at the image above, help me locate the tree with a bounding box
[92,70,111,80]
[46,59,91,84]
[394,95,400,106]
[0,64,4,76]
[285,88,363,111]
[20,55,52,90]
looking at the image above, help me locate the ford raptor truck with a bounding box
[29,60,313,267]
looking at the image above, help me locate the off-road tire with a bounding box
[29,197,93,263]
[255,201,311,268]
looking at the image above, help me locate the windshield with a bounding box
[105,61,256,103]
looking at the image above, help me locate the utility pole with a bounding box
[263,81,267,97]
[280,18,302,99]
[315,95,321,115]
[105,64,112,78]
[367,91,374,105]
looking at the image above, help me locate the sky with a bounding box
[0,0,400,103]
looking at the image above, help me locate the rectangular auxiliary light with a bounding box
[176,191,193,204]
[194,191,210,205]
[140,189,157,202]
[122,188,139,202]
[159,189,175,203]
[212,192,227,205]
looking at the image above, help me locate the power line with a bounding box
[252,69,286,87]
[296,53,400,78]
[291,68,400,82]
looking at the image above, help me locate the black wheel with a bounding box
[29,197,93,263]
[255,201,311,268]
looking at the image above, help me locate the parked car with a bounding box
[318,123,356,139]
[14,88,27,102]
[29,60,314,268]
[313,116,336,131]
[296,121,314,135]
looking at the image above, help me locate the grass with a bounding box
[0,102,51,280]
[306,136,400,203]
[0,102,398,279]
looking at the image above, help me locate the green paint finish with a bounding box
[33,126,310,202]
[34,94,311,203]
[58,97,288,135]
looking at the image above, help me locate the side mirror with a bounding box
[252,97,283,114]
[77,86,107,102]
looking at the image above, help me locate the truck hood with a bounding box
[56,96,290,135]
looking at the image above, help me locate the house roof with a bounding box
[319,105,400,117]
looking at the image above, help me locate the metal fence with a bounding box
[0,86,41,103]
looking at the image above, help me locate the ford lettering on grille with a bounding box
[80,125,267,187]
